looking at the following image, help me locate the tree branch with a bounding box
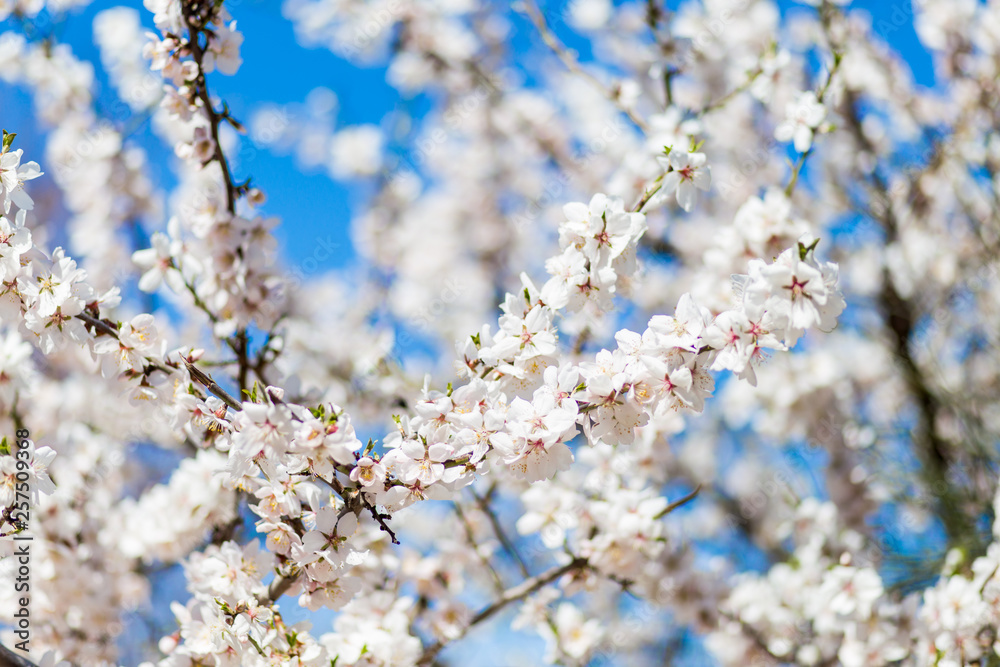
[180,2,237,216]
[184,361,243,411]
[835,74,979,550]
[417,557,587,666]
[0,645,38,667]
[522,0,648,132]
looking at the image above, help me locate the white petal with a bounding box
[676,181,696,211]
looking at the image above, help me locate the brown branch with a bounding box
[266,570,299,604]
[75,311,119,338]
[453,500,506,592]
[77,311,243,411]
[522,0,648,132]
[417,557,588,666]
[184,361,243,411]
[180,1,258,397]
[362,493,400,545]
[180,3,237,216]
[0,644,38,667]
[472,486,531,579]
[824,6,979,547]
[654,484,701,519]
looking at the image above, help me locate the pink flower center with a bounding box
[785,276,810,299]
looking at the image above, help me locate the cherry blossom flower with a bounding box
[350,456,387,488]
[658,149,711,211]
[204,22,244,75]
[0,147,42,213]
[133,230,184,292]
[775,91,827,153]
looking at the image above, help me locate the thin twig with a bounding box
[180,4,237,216]
[698,66,763,116]
[631,177,664,213]
[522,0,648,132]
[362,493,400,545]
[181,2,257,397]
[783,51,842,197]
[76,311,119,338]
[571,327,591,356]
[472,486,531,579]
[417,557,587,665]
[654,484,701,519]
[184,361,243,411]
[453,500,507,592]
[645,0,675,107]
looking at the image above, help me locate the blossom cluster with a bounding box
[0,122,843,661]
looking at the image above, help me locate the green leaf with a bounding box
[0,436,9,456]
[798,237,821,260]
[1,130,15,153]
[242,381,261,403]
